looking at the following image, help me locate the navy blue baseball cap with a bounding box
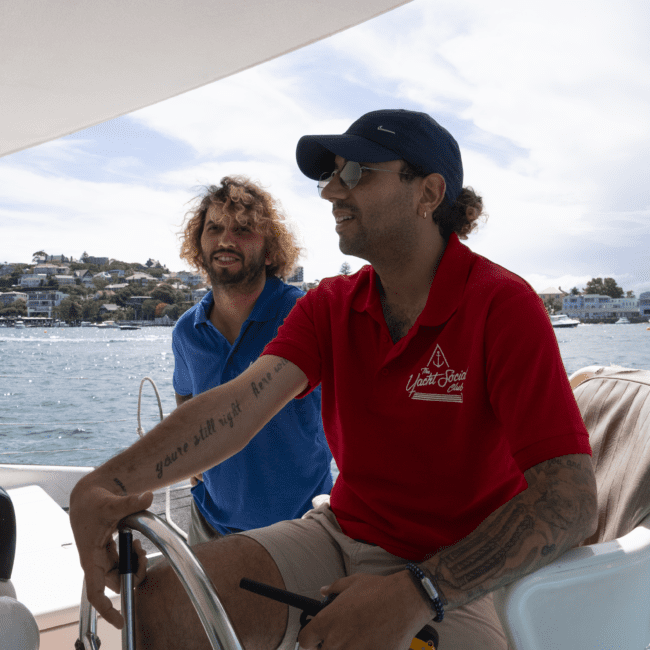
[296,109,463,204]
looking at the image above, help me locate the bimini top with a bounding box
[0,0,412,158]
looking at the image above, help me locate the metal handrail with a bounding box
[78,583,100,650]
[78,510,244,650]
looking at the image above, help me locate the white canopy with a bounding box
[0,0,411,158]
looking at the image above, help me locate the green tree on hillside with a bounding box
[69,301,81,323]
[66,284,89,299]
[141,298,159,320]
[81,301,100,322]
[150,285,177,305]
[0,299,27,317]
[113,285,139,306]
[121,306,135,321]
[163,303,184,320]
[584,277,624,299]
[56,298,82,323]
[542,296,563,314]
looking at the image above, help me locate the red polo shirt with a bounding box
[263,234,591,560]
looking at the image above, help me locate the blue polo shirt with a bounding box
[172,276,333,534]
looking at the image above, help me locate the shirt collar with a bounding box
[193,276,285,329]
[351,234,473,327]
[418,233,473,326]
[193,291,213,328]
[247,276,285,322]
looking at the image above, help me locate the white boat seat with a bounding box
[6,485,121,647]
[0,594,40,650]
[494,365,650,649]
[0,486,16,586]
[0,486,40,650]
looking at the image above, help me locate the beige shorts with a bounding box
[239,501,508,650]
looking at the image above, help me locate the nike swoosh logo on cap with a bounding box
[377,126,395,134]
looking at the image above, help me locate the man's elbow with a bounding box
[582,488,599,542]
[571,478,599,547]
[175,392,193,407]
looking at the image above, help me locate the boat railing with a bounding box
[78,510,243,650]
[0,374,188,540]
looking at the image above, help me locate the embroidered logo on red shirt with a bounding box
[405,344,467,403]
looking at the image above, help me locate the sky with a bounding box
[1,0,649,293]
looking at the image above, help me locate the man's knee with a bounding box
[136,534,288,650]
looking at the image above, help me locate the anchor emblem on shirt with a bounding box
[429,345,448,368]
[405,344,467,403]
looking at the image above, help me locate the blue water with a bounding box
[0,327,176,466]
[1,323,650,466]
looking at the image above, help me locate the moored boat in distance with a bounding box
[96,320,120,329]
[549,314,580,328]
[615,316,631,324]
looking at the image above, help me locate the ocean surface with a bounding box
[1,323,650,467]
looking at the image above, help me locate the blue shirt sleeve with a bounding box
[172,328,192,396]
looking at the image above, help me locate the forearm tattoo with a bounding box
[154,360,291,481]
[421,455,597,607]
[113,477,127,495]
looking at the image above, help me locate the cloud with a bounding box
[130,67,308,164]
[0,161,188,266]
[1,0,648,291]
[128,63,369,279]
[316,0,650,289]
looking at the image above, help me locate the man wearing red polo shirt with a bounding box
[70,109,597,650]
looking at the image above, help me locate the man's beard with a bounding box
[203,250,266,290]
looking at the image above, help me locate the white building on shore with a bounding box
[639,292,650,318]
[562,294,639,320]
[0,291,28,306]
[27,291,69,318]
[19,274,48,287]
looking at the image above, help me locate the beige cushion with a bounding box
[573,366,650,546]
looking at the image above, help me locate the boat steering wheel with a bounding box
[77,510,243,650]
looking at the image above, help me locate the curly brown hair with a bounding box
[400,162,487,240]
[179,176,301,280]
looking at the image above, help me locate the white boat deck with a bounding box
[4,474,194,649]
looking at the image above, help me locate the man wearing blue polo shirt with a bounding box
[173,175,332,543]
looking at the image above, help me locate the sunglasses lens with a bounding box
[317,161,362,196]
[339,161,361,190]
[318,171,332,196]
